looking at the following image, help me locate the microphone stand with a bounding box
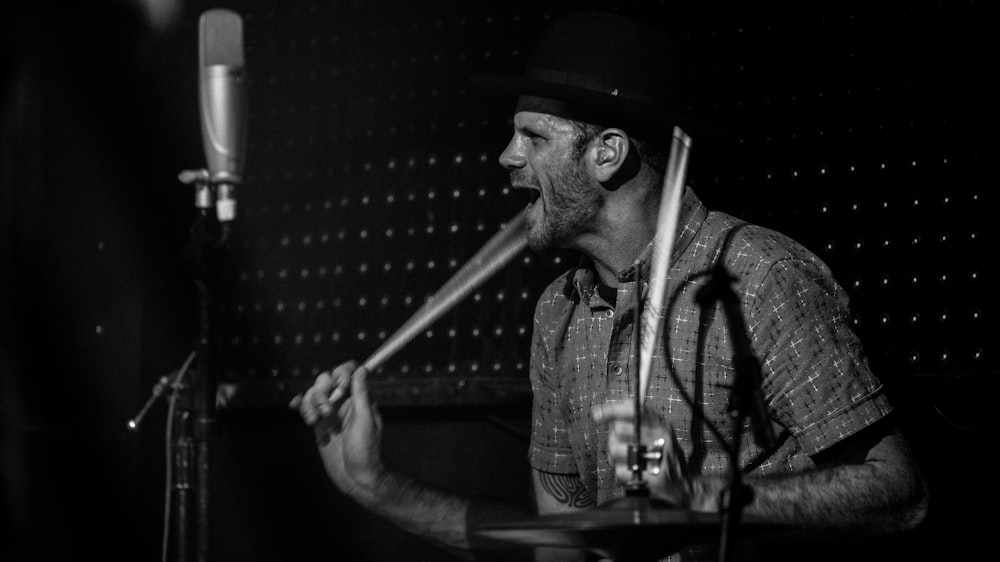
[176,169,226,562]
[695,261,775,562]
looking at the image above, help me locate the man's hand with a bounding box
[291,361,385,500]
[293,361,478,553]
[591,400,716,511]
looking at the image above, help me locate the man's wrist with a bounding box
[687,476,724,512]
[350,463,393,506]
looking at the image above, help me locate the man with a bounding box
[293,11,927,561]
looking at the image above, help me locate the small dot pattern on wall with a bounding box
[194,1,989,407]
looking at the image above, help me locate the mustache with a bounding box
[509,170,541,189]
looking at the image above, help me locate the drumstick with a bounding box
[638,127,691,402]
[361,206,530,373]
[305,205,528,415]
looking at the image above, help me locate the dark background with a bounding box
[1,0,993,561]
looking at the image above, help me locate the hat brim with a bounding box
[472,72,705,141]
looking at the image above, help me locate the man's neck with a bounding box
[577,176,663,288]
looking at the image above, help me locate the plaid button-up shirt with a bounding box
[528,188,891,505]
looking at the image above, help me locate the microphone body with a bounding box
[198,9,246,222]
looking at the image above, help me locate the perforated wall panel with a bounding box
[192,1,991,407]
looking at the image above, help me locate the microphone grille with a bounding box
[199,9,244,68]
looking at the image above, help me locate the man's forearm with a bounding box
[741,458,927,534]
[348,467,474,554]
[691,435,927,534]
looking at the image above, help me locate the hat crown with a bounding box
[472,11,689,139]
[522,11,678,107]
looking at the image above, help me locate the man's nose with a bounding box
[498,136,525,170]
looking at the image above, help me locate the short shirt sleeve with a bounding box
[527,290,578,474]
[748,258,892,455]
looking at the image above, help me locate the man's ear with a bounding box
[591,128,630,184]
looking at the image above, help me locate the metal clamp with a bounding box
[627,438,667,476]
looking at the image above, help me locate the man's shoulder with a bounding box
[701,209,835,289]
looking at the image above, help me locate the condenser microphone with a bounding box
[198,9,246,222]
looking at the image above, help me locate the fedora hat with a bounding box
[473,11,692,142]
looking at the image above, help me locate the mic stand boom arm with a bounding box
[695,262,776,562]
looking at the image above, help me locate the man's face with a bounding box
[499,111,601,252]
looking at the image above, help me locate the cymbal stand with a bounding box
[606,127,689,559]
[625,261,664,498]
[624,125,689,502]
[598,260,674,562]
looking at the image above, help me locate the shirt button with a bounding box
[612,365,624,377]
[605,310,614,319]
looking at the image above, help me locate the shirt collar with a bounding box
[565,187,709,302]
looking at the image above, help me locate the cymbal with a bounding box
[472,496,790,561]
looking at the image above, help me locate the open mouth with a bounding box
[527,189,541,206]
[510,182,542,208]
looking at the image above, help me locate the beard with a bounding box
[519,159,601,252]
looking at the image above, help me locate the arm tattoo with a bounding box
[538,472,595,508]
